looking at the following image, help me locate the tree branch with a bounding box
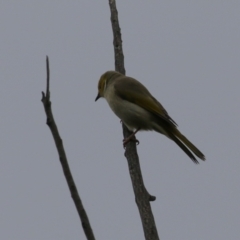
[41,56,95,240]
[108,1,160,239]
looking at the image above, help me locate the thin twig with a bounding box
[108,1,160,240]
[41,56,95,240]
[46,56,50,99]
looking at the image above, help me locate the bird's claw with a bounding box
[123,137,140,148]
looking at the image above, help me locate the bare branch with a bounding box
[46,56,50,98]
[108,1,160,240]
[41,56,95,240]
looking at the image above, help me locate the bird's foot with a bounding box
[122,128,141,148]
[123,135,140,148]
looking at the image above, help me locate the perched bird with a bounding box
[95,71,205,163]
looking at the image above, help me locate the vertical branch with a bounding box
[108,0,125,75]
[108,1,160,240]
[41,56,95,240]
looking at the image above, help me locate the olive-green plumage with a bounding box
[95,71,205,163]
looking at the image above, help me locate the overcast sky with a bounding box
[0,1,240,240]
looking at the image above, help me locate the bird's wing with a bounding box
[114,77,177,126]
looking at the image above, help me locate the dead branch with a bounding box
[41,56,95,240]
[108,1,160,239]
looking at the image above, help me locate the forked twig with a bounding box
[41,56,95,240]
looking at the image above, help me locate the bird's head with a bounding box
[95,71,121,101]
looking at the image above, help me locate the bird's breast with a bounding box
[104,88,153,131]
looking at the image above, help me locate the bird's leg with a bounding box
[123,128,140,147]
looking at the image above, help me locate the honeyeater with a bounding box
[95,71,205,164]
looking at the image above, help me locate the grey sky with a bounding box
[0,1,239,239]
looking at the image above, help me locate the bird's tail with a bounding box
[171,128,205,163]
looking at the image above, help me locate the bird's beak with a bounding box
[95,93,100,101]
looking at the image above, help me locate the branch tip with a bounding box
[46,56,50,96]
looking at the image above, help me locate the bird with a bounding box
[95,71,205,164]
